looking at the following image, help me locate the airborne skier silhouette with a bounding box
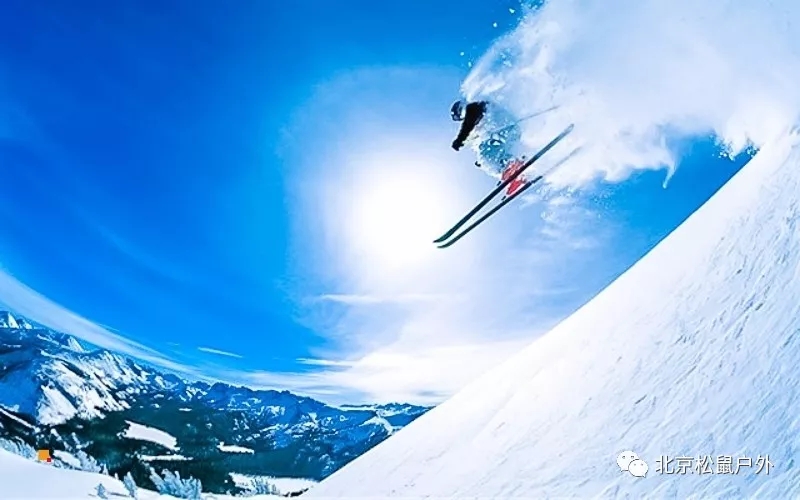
[436,98,574,248]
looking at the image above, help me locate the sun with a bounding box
[334,145,472,278]
[355,171,441,265]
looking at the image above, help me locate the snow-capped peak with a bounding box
[0,311,19,329]
[65,337,85,353]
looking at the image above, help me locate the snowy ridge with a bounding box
[0,316,153,425]
[339,402,430,429]
[306,134,800,497]
[0,311,19,329]
[65,337,85,353]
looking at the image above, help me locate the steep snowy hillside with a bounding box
[306,134,800,497]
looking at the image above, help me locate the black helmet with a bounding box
[450,100,466,121]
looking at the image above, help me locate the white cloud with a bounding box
[316,293,454,305]
[296,358,355,367]
[0,266,264,392]
[462,0,800,189]
[197,346,243,359]
[238,339,533,406]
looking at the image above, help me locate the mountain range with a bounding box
[0,311,430,495]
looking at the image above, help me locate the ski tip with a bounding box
[434,239,450,248]
[433,229,459,243]
[434,238,454,248]
[437,236,464,249]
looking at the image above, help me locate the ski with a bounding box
[433,123,574,246]
[436,150,572,248]
[436,176,539,248]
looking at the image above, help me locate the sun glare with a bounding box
[337,149,469,276]
[359,176,434,259]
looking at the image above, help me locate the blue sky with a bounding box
[0,0,756,404]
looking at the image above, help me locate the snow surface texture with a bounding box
[0,448,279,499]
[462,0,800,190]
[306,133,800,496]
[230,474,317,496]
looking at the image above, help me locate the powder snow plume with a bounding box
[463,0,800,188]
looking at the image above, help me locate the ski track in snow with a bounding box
[305,133,800,497]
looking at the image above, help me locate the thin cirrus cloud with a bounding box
[316,293,457,305]
[0,265,197,376]
[197,346,244,359]
[296,358,355,368]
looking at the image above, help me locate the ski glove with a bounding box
[451,139,463,151]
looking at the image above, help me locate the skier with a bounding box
[450,99,522,177]
[435,102,575,248]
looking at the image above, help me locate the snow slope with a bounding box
[0,448,135,499]
[230,474,317,496]
[306,133,800,497]
[0,448,279,499]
